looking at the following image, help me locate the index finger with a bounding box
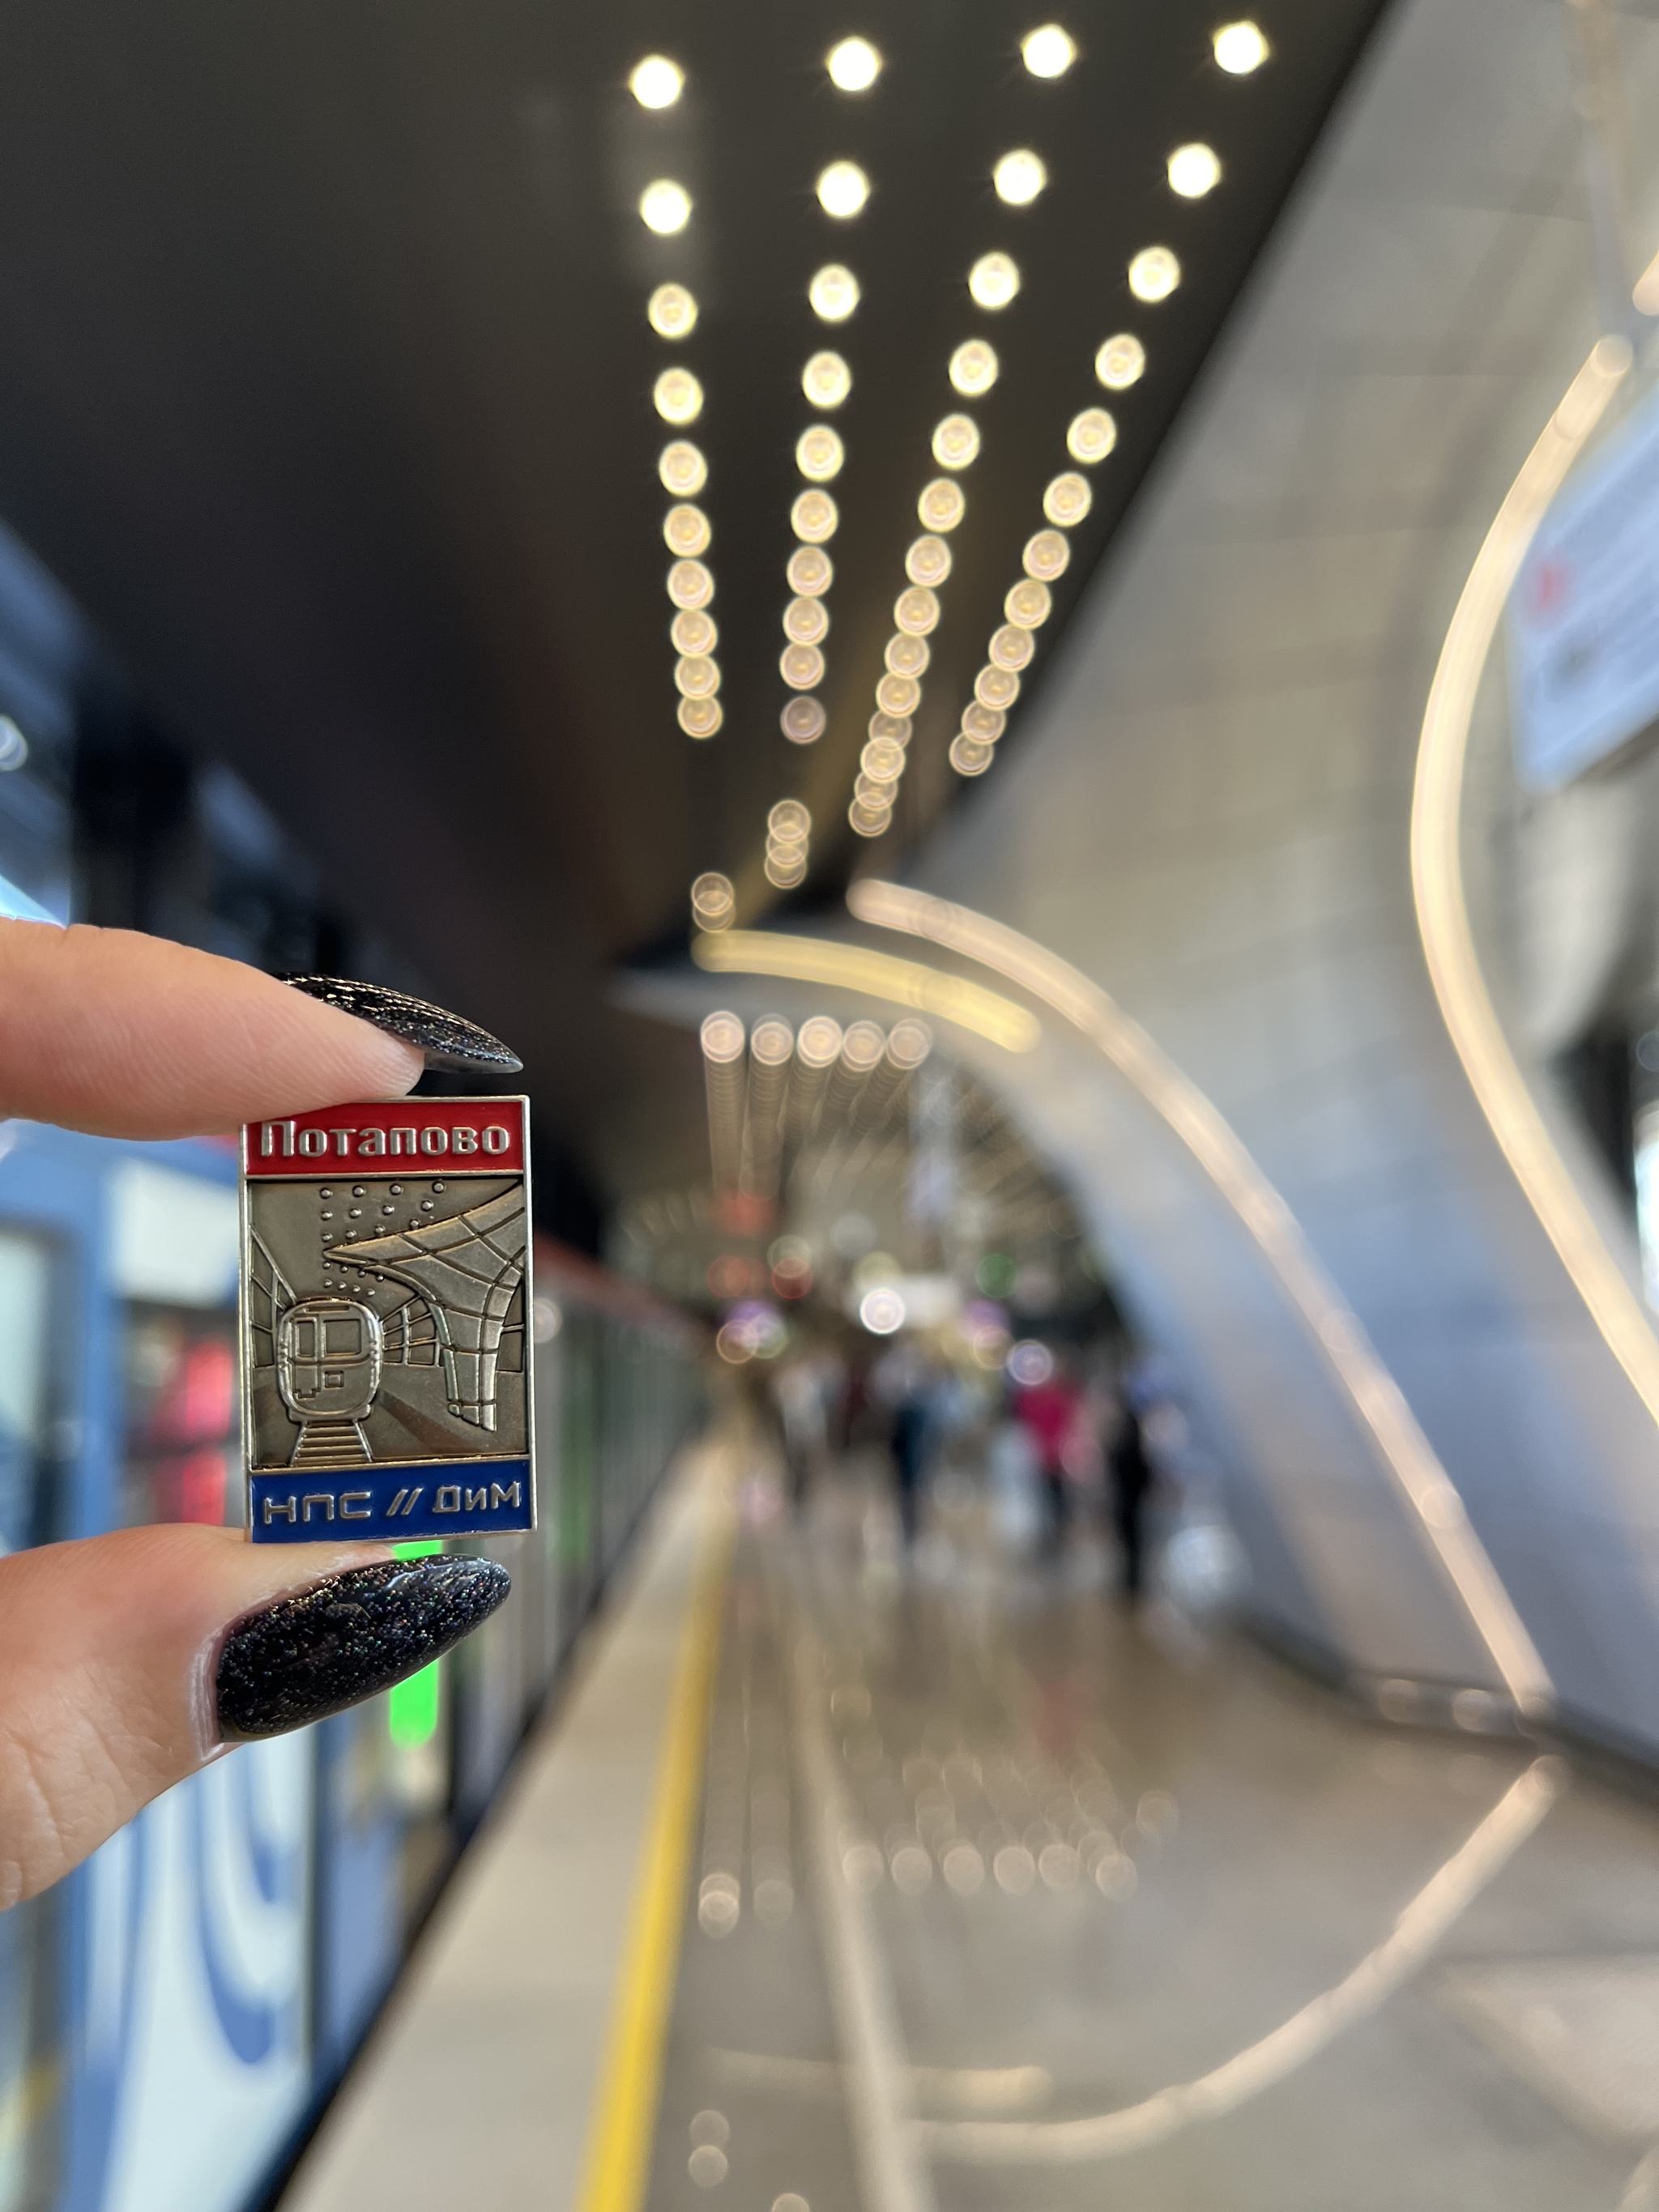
[0,920,423,1137]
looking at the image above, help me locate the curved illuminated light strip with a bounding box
[847,878,1552,1711]
[916,1758,1561,2164]
[690,928,1040,1053]
[1410,339,1659,1421]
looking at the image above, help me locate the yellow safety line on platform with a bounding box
[573,1473,734,2212]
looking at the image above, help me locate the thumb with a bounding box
[0,1526,508,1909]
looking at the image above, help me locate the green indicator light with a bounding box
[387,1541,443,1745]
[389,1662,441,1749]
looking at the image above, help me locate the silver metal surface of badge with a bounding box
[240,1097,534,1543]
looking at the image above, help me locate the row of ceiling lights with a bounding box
[643,19,1273,924]
[941,42,1265,785]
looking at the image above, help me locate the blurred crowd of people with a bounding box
[761,1333,1181,1598]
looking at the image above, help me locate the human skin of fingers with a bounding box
[0,1524,386,1909]
[0,921,423,1136]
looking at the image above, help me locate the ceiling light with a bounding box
[949,339,999,396]
[791,488,839,542]
[950,733,996,777]
[993,149,1047,206]
[817,160,871,219]
[887,1020,932,1068]
[1128,245,1180,301]
[827,36,882,91]
[968,251,1021,309]
[918,479,966,531]
[932,413,981,468]
[783,596,829,644]
[797,424,845,480]
[672,607,717,655]
[1067,407,1117,462]
[877,672,921,716]
[765,852,808,890]
[787,544,834,595]
[869,710,912,744]
[663,503,710,555]
[1169,142,1222,198]
[906,535,952,585]
[1095,333,1145,390]
[1023,529,1069,579]
[630,55,684,109]
[798,1016,844,1065]
[676,654,720,697]
[640,179,692,234]
[752,1019,796,1064]
[667,557,714,607]
[1213,19,1269,74]
[647,283,698,338]
[1004,579,1051,627]
[975,665,1020,709]
[701,1011,747,1063]
[849,798,893,837]
[1021,23,1077,76]
[691,872,736,928]
[679,697,723,738]
[885,632,929,677]
[863,736,906,780]
[782,697,826,744]
[659,440,708,495]
[703,920,1052,1048]
[1043,471,1092,525]
[962,700,1006,739]
[893,585,940,634]
[988,624,1034,671]
[809,263,861,322]
[802,350,853,407]
[782,642,825,688]
[769,799,812,841]
[654,366,703,422]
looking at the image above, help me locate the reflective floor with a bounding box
[646,1446,1659,2212]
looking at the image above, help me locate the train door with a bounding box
[20,1136,317,2212]
[0,1222,67,2212]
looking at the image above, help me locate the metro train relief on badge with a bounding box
[239,1097,535,1542]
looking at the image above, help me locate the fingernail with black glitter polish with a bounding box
[215,1556,511,1741]
[282,976,523,1075]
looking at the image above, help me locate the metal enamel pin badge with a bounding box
[240,1097,535,1543]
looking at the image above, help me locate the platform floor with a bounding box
[284,1438,1659,2212]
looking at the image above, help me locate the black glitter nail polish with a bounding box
[215,1556,510,1741]
[282,976,522,1074]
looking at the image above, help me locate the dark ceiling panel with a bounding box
[0,0,1388,1195]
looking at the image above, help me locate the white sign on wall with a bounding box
[1509,380,1659,791]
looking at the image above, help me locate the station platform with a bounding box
[284,1434,1659,2212]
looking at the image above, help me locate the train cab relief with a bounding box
[275,1295,385,1463]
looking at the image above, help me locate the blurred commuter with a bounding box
[773,1353,832,1509]
[987,1415,1043,1550]
[891,1383,930,1544]
[1012,1351,1083,1549]
[1109,1370,1165,1598]
[872,1345,938,1543]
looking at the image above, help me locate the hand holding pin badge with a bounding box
[0,929,530,1904]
